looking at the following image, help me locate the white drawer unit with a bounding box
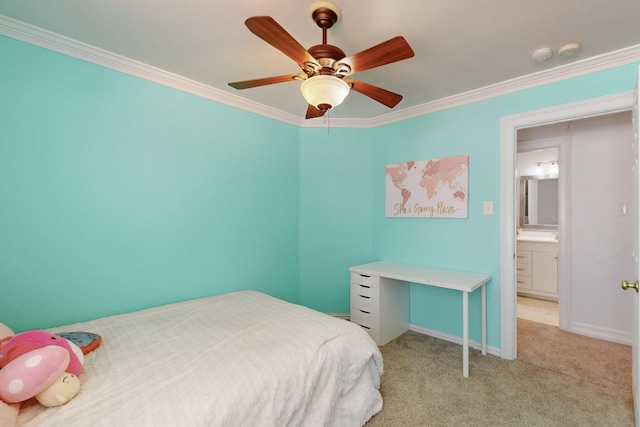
[350,285,378,313]
[350,261,491,377]
[516,250,533,291]
[349,272,409,346]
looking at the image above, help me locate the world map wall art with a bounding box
[385,155,469,218]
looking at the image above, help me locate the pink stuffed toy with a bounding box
[0,331,84,376]
[0,346,70,403]
[0,325,84,407]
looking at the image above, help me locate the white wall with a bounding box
[516,148,559,177]
[518,111,634,344]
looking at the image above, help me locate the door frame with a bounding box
[499,91,635,360]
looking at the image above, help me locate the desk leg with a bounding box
[481,283,487,355]
[462,291,469,377]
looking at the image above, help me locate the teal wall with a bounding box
[299,63,639,348]
[0,36,300,332]
[298,127,374,310]
[2,34,638,350]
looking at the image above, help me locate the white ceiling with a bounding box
[1,0,640,121]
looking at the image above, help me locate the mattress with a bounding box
[11,290,383,426]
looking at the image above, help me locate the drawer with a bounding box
[350,273,379,288]
[350,307,379,329]
[516,250,532,264]
[516,263,532,277]
[351,282,379,299]
[356,324,379,343]
[517,275,532,289]
[350,289,378,312]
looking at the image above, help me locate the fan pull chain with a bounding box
[324,110,331,134]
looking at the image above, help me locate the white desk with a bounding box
[349,261,491,377]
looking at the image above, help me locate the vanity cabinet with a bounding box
[516,241,558,300]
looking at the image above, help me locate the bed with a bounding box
[4,290,383,426]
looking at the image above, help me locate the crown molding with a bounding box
[2,14,639,129]
[0,15,302,126]
[364,43,640,128]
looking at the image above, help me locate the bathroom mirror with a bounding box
[519,175,558,229]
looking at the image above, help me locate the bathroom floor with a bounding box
[517,295,558,326]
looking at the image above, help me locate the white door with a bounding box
[624,68,640,426]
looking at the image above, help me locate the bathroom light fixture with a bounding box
[534,160,559,177]
[300,75,351,113]
[534,160,558,167]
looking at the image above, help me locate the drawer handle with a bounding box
[360,325,371,330]
[517,255,525,259]
[517,280,525,284]
[359,284,371,289]
[359,294,370,299]
[359,274,371,278]
[359,309,370,314]
[517,268,525,271]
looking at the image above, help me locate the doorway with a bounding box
[515,131,566,334]
[514,111,634,344]
[500,91,635,360]
[515,137,564,332]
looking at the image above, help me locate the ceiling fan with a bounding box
[228,1,415,119]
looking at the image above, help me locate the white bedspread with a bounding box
[15,290,383,426]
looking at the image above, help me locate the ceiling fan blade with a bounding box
[337,36,414,74]
[245,16,319,70]
[344,78,403,108]
[305,104,326,119]
[228,74,304,90]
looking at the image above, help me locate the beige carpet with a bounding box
[364,329,634,427]
[517,318,631,395]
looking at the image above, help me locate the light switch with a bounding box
[483,201,493,215]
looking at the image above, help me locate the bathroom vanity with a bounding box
[516,236,558,301]
[516,238,558,301]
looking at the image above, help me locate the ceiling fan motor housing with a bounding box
[307,44,349,76]
[307,1,348,76]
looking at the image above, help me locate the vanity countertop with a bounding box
[517,236,558,243]
[517,231,558,243]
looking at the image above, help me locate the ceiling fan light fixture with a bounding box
[230,7,413,119]
[300,75,350,111]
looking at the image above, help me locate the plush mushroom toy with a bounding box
[0,326,83,407]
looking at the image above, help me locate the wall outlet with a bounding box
[483,201,494,215]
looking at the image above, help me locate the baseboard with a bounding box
[409,324,501,357]
[333,315,503,356]
[569,322,631,346]
[329,313,350,321]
